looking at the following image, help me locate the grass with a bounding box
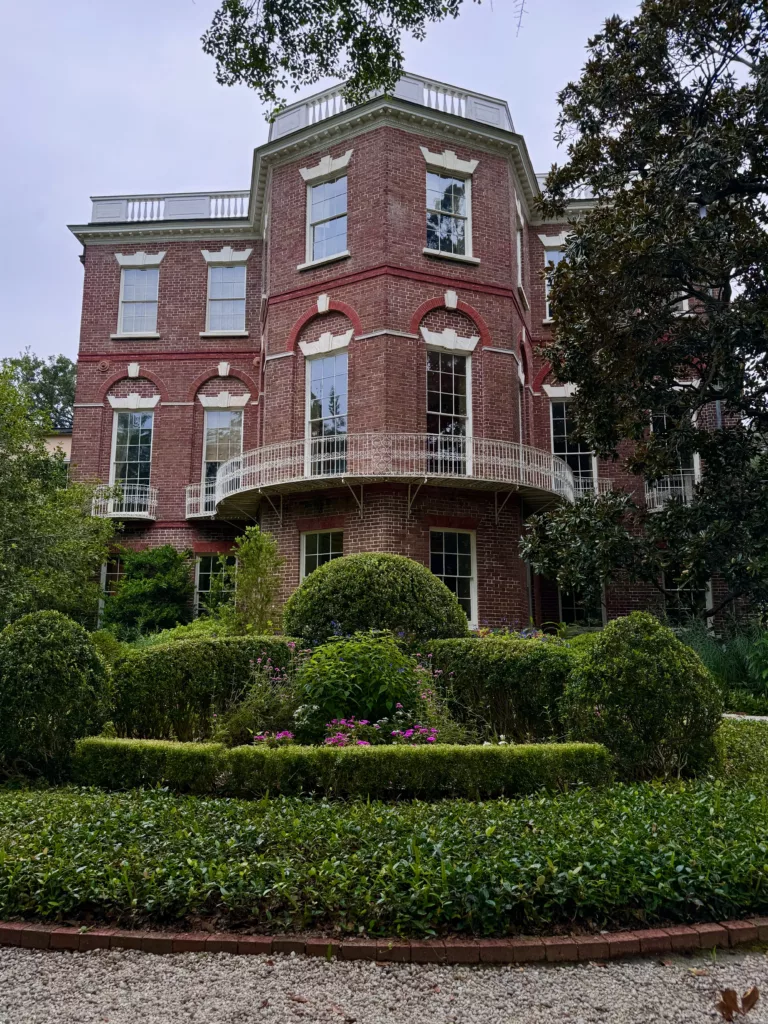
[0,779,767,936]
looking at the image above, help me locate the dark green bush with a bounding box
[112,636,299,740]
[564,612,723,779]
[283,553,470,644]
[716,719,768,782]
[0,611,110,775]
[134,617,237,648]
[297,631,416,726]
[102,545,194,638]
[426,636,574,740]
[73,736,612,799]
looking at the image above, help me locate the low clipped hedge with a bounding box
[425,636,574,740]
[72,737,613,799]
[112,636,299,741]
[716,718,768,782]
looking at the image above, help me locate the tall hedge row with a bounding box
[112,636,299,740]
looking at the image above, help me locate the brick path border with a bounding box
[1,918,767,963]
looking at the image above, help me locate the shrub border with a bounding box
[0,918,765,962]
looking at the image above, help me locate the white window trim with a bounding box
[299,329,353,358]
[115,251,166,268]
[200,246,253,265]
[423,161,478,263]
[109,409,154,487]
[420,147,479,176]
[299,150,353,183]
[300,163,350,270]
[201,407,245,496]
[429,527,478,629]
[116,265,161,337]
[107,393,160,410]
[426,347,473,474]
[299,529,344,582]
[203,261,248,335]
[549,398,597,494]
[420,326,479,353]
[304,351,348,476]
[542,246,563,323]
[197,391,251,409]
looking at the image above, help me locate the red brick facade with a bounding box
[68,84,687,628]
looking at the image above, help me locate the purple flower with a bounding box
[396,703,403,710]
[356,740,370,746]
[426,736,436,743]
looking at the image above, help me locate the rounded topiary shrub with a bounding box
[0,611,110,775]
[283,553,470,645]
[563,611,723,779]
[297,631,417,726]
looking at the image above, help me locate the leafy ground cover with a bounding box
[0,780,767,936]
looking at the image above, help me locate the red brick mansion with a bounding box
[69,75,699,629]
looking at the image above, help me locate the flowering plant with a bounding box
[323,712,439,747]
[252,730,295,747]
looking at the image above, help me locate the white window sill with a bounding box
[542,318,554,326]
[297,250,351,272]
[517,285,530,310]
[110,332,160,339]
[423,248,481,266]
[199,330,249,337]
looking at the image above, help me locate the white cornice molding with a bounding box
[201,245,253,264]
[420,146,478,176]
[543,383,578,398]
[299,149,353,183]
[197,391,251,409]
[420,326,479,353]
[299,329,353,358]
[108,393,161,410]
[538,231,569,249]
[114,251,166,267]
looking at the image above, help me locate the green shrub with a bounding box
[102,545,194,638]
[215,655,305,746]
[426,636,574,740]
[716,719,768,782]
[283,553,470,645]
[73,736,612,799]
[133,616,237,648]
[297,631,417,727]
[565,631,602,658]
[721,691,768,715]
[90,629,132,666]
[112,636,299,741]
[564,612,723,778]
[0,611,110,774]
[679,618,765,693]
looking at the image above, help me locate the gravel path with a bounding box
[1,947,768,1024]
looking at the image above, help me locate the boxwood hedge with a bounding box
[111,636,299,741]
[72,737,613,799]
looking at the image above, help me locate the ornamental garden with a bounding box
[1,545,768,941]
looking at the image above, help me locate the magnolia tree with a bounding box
[521,0,768,617]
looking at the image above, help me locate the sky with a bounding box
[0,0,640,363]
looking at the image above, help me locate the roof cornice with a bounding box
[68,220,258,246]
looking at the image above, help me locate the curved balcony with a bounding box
[645,469,696,511]
[92,483,158,520]
[206,434,574,517]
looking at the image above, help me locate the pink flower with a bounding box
[396,703,403,709]
[426,736,436,743]
[356,740,370,746]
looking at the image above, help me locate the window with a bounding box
[307,352,348,475]
[308,176,347,262]
[430,530,476,625]
[111,411,153,489]
[544,249,564,320]
[426,172,470,256]
[427,350,469,473]
[195,554,236,614]
[120,268,159,333]
[516,227,524,288]
[207,265,246,332]
[662,570,708,626]
[101,557,123,596]
[202,409,243,511]
[559,587,603,627]
[551,401,594,496]
[301,531,343,579]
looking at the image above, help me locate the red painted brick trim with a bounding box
[532,362,552,394]
[287,300,364,353]
[423,514,479,530]
[186,366,259,402]
[192,541,236,554]
[295,514,347,533]
[3,918,765,961]
[80,351,258,363]
[97,368,170,404]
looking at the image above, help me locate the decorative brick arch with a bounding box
[532,363,553,394]
[98,368,169,403]
[286,299,363,353]
[520,331,535,375]
[186,366,259,402]
[408,297,492,349]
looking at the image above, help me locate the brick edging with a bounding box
[0,918,766,963]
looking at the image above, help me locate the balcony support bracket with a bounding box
[406,479,427,521]
[343,480,364,518]
[259,490,283,526]
[494,488,517,525]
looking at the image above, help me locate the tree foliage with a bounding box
[0,369,113,627]
[524,0,768,615]
[102,546,194,638]
[202,0,472,113]
[209,526,284,634]
[2,349,76,431]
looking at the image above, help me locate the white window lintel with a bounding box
[115,251,166,268]
[543,383,578,398]
[299,150,353,183]
[108,393,161,410]
[201,246,253,265]
[538,232,569,249]
[299,329,353,358]
[198,391,251,409]
[420,147,478,176]
[420,326,479,353]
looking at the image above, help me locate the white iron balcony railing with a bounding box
[269,73,514,140]
[89,190,249,225]
[645,469,697,511]
[186,480,217,518]
[210,433,574,511]
[92,483,158,520]
[573,476,614,498]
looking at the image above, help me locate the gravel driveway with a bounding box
[1,946,767,1024]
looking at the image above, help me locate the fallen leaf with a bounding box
[690,968,709,976]
[742,986,760,1014]
[717,989,740,1021]
[260,1000,269,1009]
[290,995,309,1003]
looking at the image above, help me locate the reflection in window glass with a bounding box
[303,531,343,578]
[426,172,468,255]
[544,249,563,320]
[309,176,347,261]
[208,265,246,331]
[308,352,348,475]
[113,411,153,486]
[430,530,474,621]
[120,268,159,333]
[551,401,594,496]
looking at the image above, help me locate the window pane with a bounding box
[551,401,594,491]
[113,411,153,486]
[303,531,343,577]
[209,265,245,299]
[430,531,474,621]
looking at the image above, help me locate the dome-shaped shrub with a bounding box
[0,611,110,774]
[563,612,723,778]
[283,553,470,644]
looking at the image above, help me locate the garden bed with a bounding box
[1,781,767,937]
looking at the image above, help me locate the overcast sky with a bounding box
[0,0,639,363]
